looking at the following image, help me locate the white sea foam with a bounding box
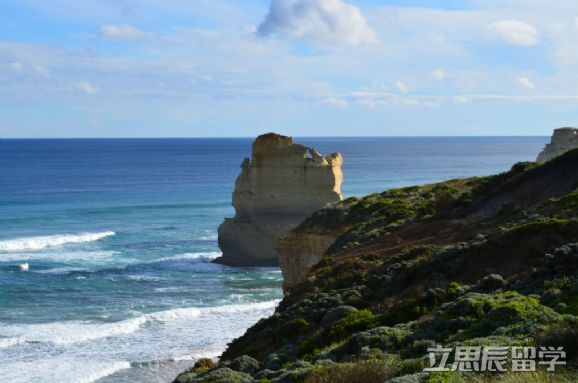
[0,232,115,252]
[0,336,26,349]
[79,361,131,383]
[1,250,118,264]
[0,317,148,345]
[152,251,221,264]
[0,300,279,346]
[32,267,97,275]
[126,275,167,282]
[0,358,131,383]
[195,233,218,241]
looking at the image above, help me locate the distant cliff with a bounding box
[215,133,343,267]
[537,127,578,162]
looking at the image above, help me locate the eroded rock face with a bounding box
[215,133,343,267]
[277,225,344,291]
[537,128,578,162]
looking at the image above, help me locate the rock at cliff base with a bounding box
[537,127,578,162]
[215,133,343,267]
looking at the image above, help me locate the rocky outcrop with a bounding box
[215,133,343,267]
[537,127,578,162]
[277,222,346,291]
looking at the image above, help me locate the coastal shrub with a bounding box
[387,373,429,383]
[538,316,578,362]
[422,372,463,383]
[397,358,427,376]
[510,162,540,174]
[320,306,357,327]
[349,326,410,354]
[304,361,396,383]
[174,373,198,383]
[228,355,261,374]
[447,281,464,297]
[475,274,508,292]
[544,277,575,292]
[191,358,216,371]
[491,371,574,383]
[412,291,559,344]
[271,368,312,383]
[279,318,310,340]
[559,292,578,315]
[329,309,378,342]
[380,300,433,326]
[541,192,578,217]
[185,367,253,383]
[460,292,558,338]
[403,339,437,359]
[367,198,418,221]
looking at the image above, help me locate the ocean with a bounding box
[0,137,548,383]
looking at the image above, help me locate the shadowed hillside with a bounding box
[175,150,578,383]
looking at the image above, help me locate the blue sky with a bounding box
[1,0,578,138]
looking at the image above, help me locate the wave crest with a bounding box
[0,232,115,252]
[151,252,221,264]
[0,300,279,346]
[0,336,26,349]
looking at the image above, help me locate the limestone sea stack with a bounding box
[215,133,343,266]
[537,127,578,162]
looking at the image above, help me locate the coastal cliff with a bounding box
[215,133,343,267]
[176,151,578,383]
[537,127,578,162]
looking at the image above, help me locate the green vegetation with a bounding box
[329,309,377,342]
[174,155,578,383]
[304,361,396,383]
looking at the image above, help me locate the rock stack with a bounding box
[537,127,578,162]
[215,133,343,266]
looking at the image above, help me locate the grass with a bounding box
[304,361,396,383]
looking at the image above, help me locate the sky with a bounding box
[1,0,578,138]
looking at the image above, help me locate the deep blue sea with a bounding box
[0,137,548,383]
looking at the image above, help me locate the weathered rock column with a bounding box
[215,133,343,266]
[537,127,578,162]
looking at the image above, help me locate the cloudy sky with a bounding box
[1,0,578,138]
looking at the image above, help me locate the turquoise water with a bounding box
[0,137,547,382]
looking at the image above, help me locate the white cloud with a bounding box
[257,0,377,47]
[487,20,540,46]
[320,97,348,108]
[9,62,23,74]
[433,69,445,81]
[193,74,214,83]
[74,82,100,95]
[453,96,470,104]
[33,65,51,78]
[395,80,409,94]
[100,24,144,40]
[518,76,535,89]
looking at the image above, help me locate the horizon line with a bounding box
[0,135,551,140]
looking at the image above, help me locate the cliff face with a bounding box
[277,219,347,291]
[216,133,343,267]
[537,127,578,162]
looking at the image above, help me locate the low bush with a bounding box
[305,361,396,383]
[329,309,378,342]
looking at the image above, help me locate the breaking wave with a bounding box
[0,232,115,252]
[0,337,26,349]
[0,300,279,346]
